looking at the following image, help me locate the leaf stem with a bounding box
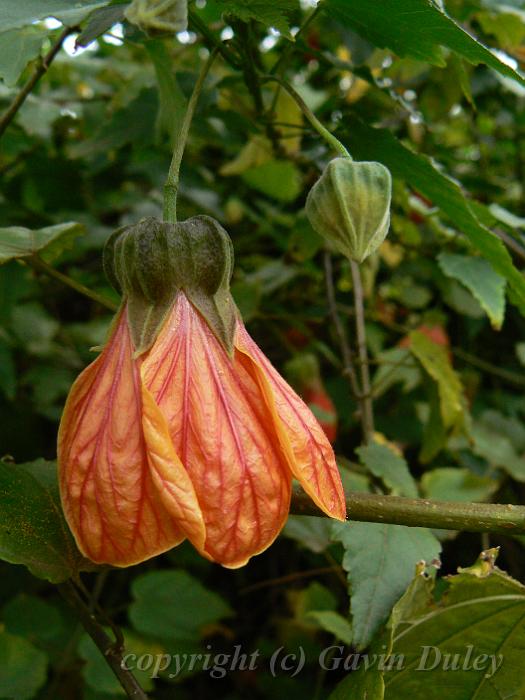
[28,255,118,312]
[58,580,149,700]
[290,486,525,535]
[163,48,218,223]
[0,26,77,141]
[261,75,351,158]
[323,251,361,398]
[350,260,374,442]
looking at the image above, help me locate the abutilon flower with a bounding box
[58,216,346,569]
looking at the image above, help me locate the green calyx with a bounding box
[103,215,236,355]
[305,157,392,264]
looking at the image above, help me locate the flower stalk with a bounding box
[163,48,218,223]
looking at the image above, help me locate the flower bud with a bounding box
[103,215,236,355]
[305,157,392,263]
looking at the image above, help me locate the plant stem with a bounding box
[261,75,350,158]
[0,26,76,140]
[290,486,525,535]
[350,260,374,442]
[323,251,361,398]
[58,580,149,700]
[163,49,218,223]
[28,255,118,312]
[188,10,241,69]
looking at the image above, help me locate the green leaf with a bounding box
[471,419,525,482]
[0,222,84,265]
[341,119,525,312]
[421,467,498,503]
[324,0,525,86]
[129,570,232,642]
[0,0,111,31]
[0,26,47,87]
[217,0,297,37]
[0,630,48,699]
[242,160,302,202]
[76,4,128,47]
[438,253,506,329]
[305,611,353,645]
[356,440,418,497]
[145,40,187,145]
[0,459,86,583]
[283,515,334,553]
[79,629,161,695]
[332,521,441,649]
[409,330,463,428]
[3,593,66,645]
[0,339,16,400]
[383,557,525,699]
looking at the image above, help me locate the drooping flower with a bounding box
[58,216,346,569]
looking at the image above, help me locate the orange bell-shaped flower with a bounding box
[58,216,346,568]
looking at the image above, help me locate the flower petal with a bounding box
[140,380,207,556]
[235,323,346,521]
[141,294,291,568]
[57,308,195,566]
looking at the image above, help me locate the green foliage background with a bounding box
[1,0,525,698]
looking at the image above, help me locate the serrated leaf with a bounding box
[341,119,525,314]
[324,0,525,86]
[0,459,88,582]
[356,441,418,498]
[242,159,302,202]
[383,559,525,699]
[0,0,111,31]
[332,521,441,649]
[0,222,84,265]
[409,330,463,428]
[129,570,232,642]
[0,26,47,87]
[217,0,296,37]
[438,252,506,329]
[0,630,48,699]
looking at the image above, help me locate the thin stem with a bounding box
[290,486,525,535]
[261,75,351,158]
[268,5,322,114]
[28,255,118,312]
[188,10,241,68]
[350,261,374,442]
[163,49,218,223]
[58,580,149,700]
[323,251,361,398]
[0,26,76,140]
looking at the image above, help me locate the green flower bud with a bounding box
[305,157,392,264]
[103,216,236,355]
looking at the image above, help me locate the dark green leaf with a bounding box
[341,119,525,312]
[324,0,525,85]
[76,4,129,47]
[129,570,232,642]
[332,521,441,649]
[0,630,48,699]
[0,459,87,583]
